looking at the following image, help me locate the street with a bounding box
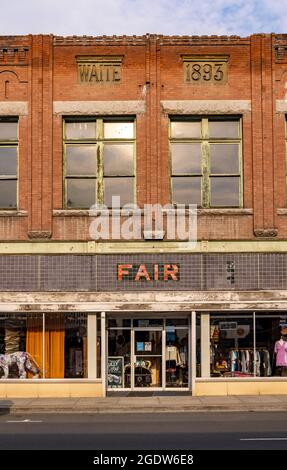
[0,411,287,450]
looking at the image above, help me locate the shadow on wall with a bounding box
[0,400,13,416]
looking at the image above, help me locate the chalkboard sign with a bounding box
[107,356,124,388]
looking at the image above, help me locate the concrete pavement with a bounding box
[2,394,287,414]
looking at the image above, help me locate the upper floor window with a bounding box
[170,117,242,207]
[0,118,18,209]
[64,117,135,209]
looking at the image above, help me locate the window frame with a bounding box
[0,117,18,210]
[285,117,287,207]
[63,116,136,209]
[169,116,243,208]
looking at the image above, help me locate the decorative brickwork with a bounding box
[0,33,284,243]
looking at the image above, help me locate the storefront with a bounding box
[2,306,287,398]
[0,252,287,397]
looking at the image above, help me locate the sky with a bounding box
[1,0,286,37]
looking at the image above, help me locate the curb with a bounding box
[1,405,287,414]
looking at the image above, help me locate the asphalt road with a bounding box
[0,411,287,450]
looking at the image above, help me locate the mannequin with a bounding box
[274,335,287,376]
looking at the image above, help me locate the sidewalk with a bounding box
[2,395,287,414]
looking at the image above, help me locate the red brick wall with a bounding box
[0,33,286,241]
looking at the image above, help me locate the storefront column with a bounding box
[88,314,98,379]
[201,313,210,377]
[101,311,106,397]
[191,311,196,393]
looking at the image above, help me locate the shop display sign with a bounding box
[144,342,152,352]
[136,342,144,352]
[107,356,124,387]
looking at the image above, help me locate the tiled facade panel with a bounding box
[259,253,287,290]
[204,254,259,290]
[40,255,95,291]
[0,254,285,291]
[0,256,39,291]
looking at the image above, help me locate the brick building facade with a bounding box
[0,33,287,397]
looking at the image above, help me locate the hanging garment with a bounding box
[274,340,287,367]
[166,345,181,366]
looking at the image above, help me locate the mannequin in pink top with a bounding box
[274,336,287,376]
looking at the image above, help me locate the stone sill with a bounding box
[0,210,27,217]
[193,208,252,216]
[277,208,287,215]
[53,208,253,217]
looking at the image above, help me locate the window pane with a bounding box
[255,315,281,377]
[166,318,189,326]
[166,328,189,387]
[104,122,134,139]
[97,317,101,378]
[171,143,201,174]
[104,144,134,176]
[210,176,240,206]
[210,144,239,174]
[172,176,201,205]
[108,329,131,388]
[66,178,96,208]
[0,122,17,140]
[0,313,42,379]
[210,315,254,377]
[66,146,97,175]
[209,120,239,138]
[133,319,163,327]
[171,121,201,138]
[104,177,134,207]
[0,180,17,208]
[108,318,131,328]
[44,313,87,379]
[65,122,96,139]
[0,147,17,175]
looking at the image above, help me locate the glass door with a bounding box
[107,328,131,389]
[133,330,162,388]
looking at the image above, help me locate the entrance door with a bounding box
[133,330,162,388]
[107,318,190,391]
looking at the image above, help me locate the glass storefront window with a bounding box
[0,313,89,379]
[0,313,43,379]
[97,318,101,378]
[196,313,287,379]
[210,315,254,378]
[255,315,284,377]
[196,314,201,378]
[166,328,189,387]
